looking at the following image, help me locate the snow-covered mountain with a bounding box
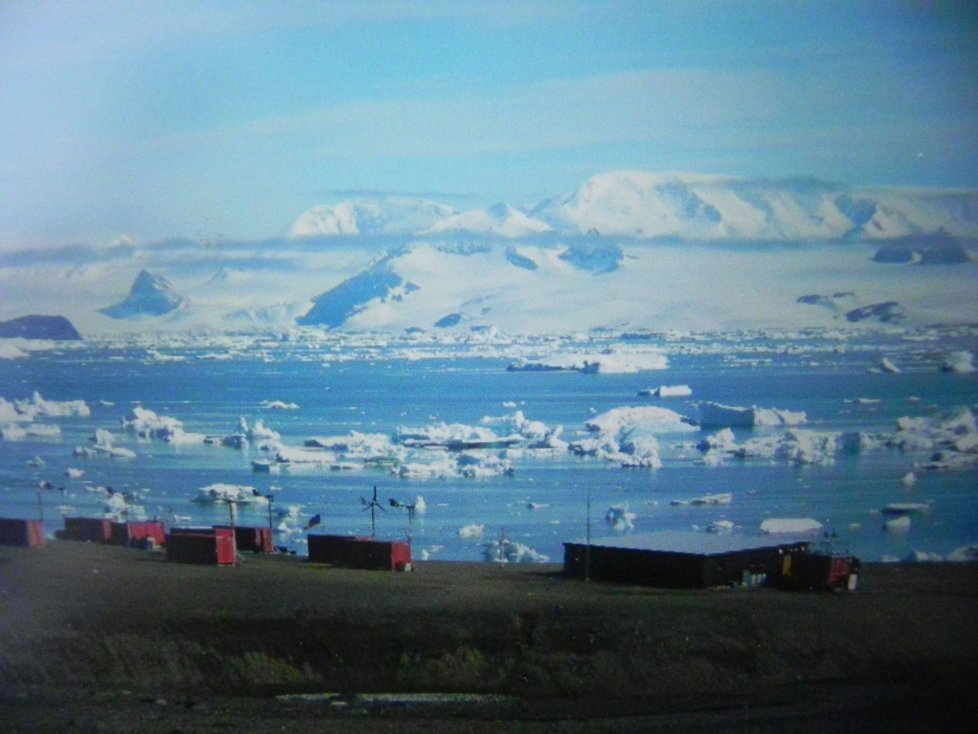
[292,238,978,333]
[428,202,554,238]
[288,197,455,237]
[288,171,978,242]
[4,171,977,336]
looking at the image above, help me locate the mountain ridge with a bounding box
[288,171,978,243]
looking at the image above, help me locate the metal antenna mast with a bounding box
[359,485,385,536]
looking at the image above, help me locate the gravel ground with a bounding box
[1,541,977,732]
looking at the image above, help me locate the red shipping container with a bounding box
[166,527,236,565]
[217,525,274,554]
[0,518,45,548]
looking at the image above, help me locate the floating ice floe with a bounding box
[638,384,692,397]
[705,520,735,533]
[304,431,398,460]
[879,357,901,374]
[481,535,549,563]
[692,492,732,506]
[946,544,978,562]
[884,515,911,532]
[64,467,85,479]
[73,428,136,459]
[396,420,521,450]
[606,503,636,531]
[941,350,975,373]
[882,502,930,515]
[122,406,206,444]
[1,422,61,440]
[0,343,28,359]
[889,408,978,470]
[506,348,667,374]
[260,400,299,410]
[698,401,806,428]
[1,391,90,422]
[759,517,823,534]
[572,405,695,468]
[458,523,485,539]
[222,417,282,451]
[479,410,567,450]
[191,483,268,504]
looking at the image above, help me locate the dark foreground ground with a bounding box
[1,541,977,733]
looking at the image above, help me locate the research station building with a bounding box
[564,531,812,589]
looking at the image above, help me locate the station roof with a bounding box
[565,530,811,556]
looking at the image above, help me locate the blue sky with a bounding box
[1,0,976,248]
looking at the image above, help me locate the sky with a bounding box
[1,0,976,250]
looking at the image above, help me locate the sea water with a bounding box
[1,328,976,564]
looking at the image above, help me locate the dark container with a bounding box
[62,517,113,543]
[0,518,45,547]
[308,534,411,571]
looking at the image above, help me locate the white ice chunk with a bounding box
[942,351,975,373]
[457,523,485,539]
[191,483,268,504]
[759,517,823,534]
[699,401,806,428]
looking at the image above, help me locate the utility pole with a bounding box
[585,486,592,582]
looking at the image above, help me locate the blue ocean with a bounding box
[2,328,976,564]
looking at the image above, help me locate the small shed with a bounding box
[166,526,236,565]
[563,531,811,589]
[110,520,166,549]
[62,517,113,543]
[0,518,45,548]
[307,534,411,571]
[217,525,274,554]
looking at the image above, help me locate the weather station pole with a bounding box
[361,486,385,537]
[388,496,416,542]
[585,486,592,582]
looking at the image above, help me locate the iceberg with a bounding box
[759,517,823,534]
[261,400,300,410]
[585,406,697,435]
[4,391,90,421]
[122,406,206,444]
[74,428,136,459]
[638,384,692,397]
[698,401,806,428]
[942,350,975,373]
[507,348,667,374]
[481,535,549,563]
[605,503,636,532]
[884,515,911,532]
[946,544,978,562]
[191,483,268,505]
[457,523,485,539]
[0,343,29,360]
[880,357,901,374]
